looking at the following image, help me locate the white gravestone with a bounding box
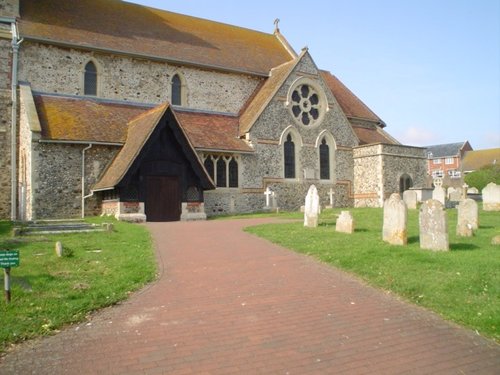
[456,198,478,237]
[264,187,272,209]
[383,193,408,245]
[419,199,449,251]
[432,177,446,205]
[482,182,500,211]
[304,185,320,228]
[402,190,418,209]
[336,211,354,234]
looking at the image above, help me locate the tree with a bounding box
[464,164,500,191]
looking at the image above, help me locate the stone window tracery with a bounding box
[287,77,326,127]
[203,154,239,188]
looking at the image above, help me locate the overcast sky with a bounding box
[131,0,500,150]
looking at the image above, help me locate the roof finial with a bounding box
[274,18,280,33]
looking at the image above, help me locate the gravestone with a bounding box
[462,183,469,200]
[449,189,462,202]
[402,190,418,209]
[336,211,354,234]
[419,199,449,251]
[432,177,446,205]
[482,182,500,211]
[468,187,479,194]
[304,185,320,228]
[326,188,335,209]
[383,193,408,245]
[55,241,63,257]
[456,198,478,237]
[264,187,273,209]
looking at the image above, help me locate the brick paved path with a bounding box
[1,219,499,374]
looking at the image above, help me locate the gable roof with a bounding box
[320,70,385,126]
[426,142,470,158]
[461,148,500,172]
[93,104,214,191]
[238,55,301,136]
[19,0,293,75]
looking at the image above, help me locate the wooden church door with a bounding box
[145,176,181,221]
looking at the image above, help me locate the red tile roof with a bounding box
[34,94,149,143]
[19,0,293,75]
[175,110,253,153]
[321,70,384,125]
[352,125,399,145]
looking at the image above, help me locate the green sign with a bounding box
[0,250,19,268]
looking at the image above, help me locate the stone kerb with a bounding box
[419,199,449,251]
[336,211,354,234]
[482,182,500,211]
[456,198,478,237]
[304,184,320,228]
[402,190,417,209]
[383,193,408,245]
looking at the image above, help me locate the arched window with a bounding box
[399,174,413,194]
[228,158,238,188]
[84,61,97,96]
[216,157,226,188]
[319,138,330,180]
[284,134,295,178]
[171,74,182,105]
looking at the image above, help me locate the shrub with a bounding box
[464,164,500,191]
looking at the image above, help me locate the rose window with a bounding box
[290,84,321,126]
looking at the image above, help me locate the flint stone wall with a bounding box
[0,35,12,218]
[33,143,118,219]
[18,42,260,114]
[354,143,426,208]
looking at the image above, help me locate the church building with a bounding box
[0,0,427,222]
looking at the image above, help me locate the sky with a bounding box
[132,0,500,150]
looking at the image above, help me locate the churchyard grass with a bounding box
[0,217,156,353]
[245,207,500,342]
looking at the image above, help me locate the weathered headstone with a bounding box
[419,199,449,251]
[482,182,500,211]
[55,241,63,257]
[402,190,418,209]
[304,185,320,228]
[432,177,446,205]
[468,187,479,194]
[456,198,478,238]
[462,183,469,200]
[326,188,335,208]
[383,193,408,245]
[336,211,354,234]
[449,189,462,202]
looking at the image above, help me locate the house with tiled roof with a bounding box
[425,141,473,180]
[0,0,427,221]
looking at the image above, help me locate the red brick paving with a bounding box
[0,218,498,374]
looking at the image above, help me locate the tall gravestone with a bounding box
[456,198,478,237]
[402,190,417,209]
[304,184,320,228]
[419,199,449,251]
[336,211,354,234]
[432,177,446,205]
[383,193,408,245]
[482,182,500,211]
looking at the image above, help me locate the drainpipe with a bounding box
[10,22,23,221]
[81,144,92,218]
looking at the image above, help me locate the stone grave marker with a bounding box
[456,198,479,237]
[55,241,63,257]
[419,199,449,251]
[432,177,446,205]
[304,185,320,228]
[468,187,479,194]
[449,189,462,203]
[336,211,354,234]
[482,182,500,211]
[402,190,418,209]
[383,193,408,245]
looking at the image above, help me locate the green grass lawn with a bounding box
[0,217,156,353]
[244,207,500,342]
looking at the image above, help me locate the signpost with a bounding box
[0,250,20,303]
